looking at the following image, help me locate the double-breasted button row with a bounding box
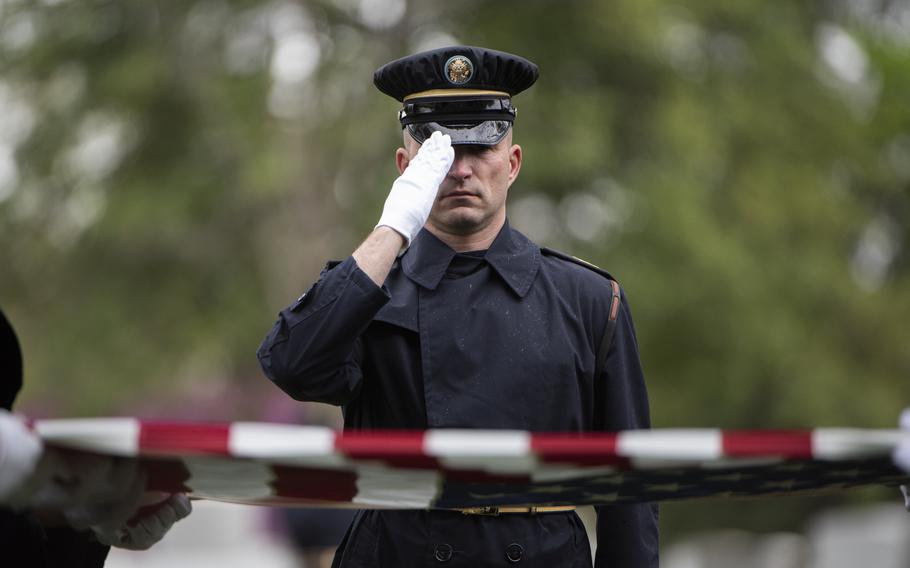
[506,543,524,563]
[434,543,453,562]
[432,542,524,563]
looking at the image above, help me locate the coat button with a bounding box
[506,543,524,563]
[434,543,453,562]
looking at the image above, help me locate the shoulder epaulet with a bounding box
[540,247,618,283]
[541,247,622,382]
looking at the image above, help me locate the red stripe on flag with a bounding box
[722,430,813,459]
[139,422,231,456]
[336,431,438,468]
[531,433,631,467]
[141,458,193,493]
[271,466,359,502]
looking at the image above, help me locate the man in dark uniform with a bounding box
[258,46,659,567]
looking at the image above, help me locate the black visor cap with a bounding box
[400,97,514,121]
[406,120,512,146]
[400,96,514,146]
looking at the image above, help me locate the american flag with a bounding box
[33,419,910,509]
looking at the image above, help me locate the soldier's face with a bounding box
[397,131,522,237]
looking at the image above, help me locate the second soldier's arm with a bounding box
[593,291,660,568]
[257,132,453,405]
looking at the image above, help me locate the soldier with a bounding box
[0,308,191,564]
[258,46,658,567]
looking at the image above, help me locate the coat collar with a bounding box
[401,219,540,297]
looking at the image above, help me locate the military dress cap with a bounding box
[374,46,538,146]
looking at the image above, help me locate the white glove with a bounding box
[91,493,192,550]
[376,130,454,246]
[0,410,43,503]
[10,447,146,528]
[53,456,147,529]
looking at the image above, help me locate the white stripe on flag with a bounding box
[618,429,722,467]
[181,456,276,501]
[812,428,904,460]
[425,429,535,473]
[530,465,619,483]
[228,423,347,467]
[353,465,440,508]
[34,418,140,456]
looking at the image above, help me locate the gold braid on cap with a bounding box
[403,89,510,101]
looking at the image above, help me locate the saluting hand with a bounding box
[376,130,454,247]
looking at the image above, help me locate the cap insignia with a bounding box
[445,55,473,85]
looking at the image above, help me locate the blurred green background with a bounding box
[1,0,908,546]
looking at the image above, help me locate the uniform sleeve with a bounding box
[257,256,390,406]
[594,290,660,568]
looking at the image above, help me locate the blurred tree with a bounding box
[449,0,910,430]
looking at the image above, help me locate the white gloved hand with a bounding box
[10,447,146,528]
[54,456,147,529]
[0,410,43,503]
[376,130,454,246]
[91,492,192,550]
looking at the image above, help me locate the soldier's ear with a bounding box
[508,144,522,184]
[395,147,410,175]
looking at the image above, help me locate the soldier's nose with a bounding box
[447,150,472,180]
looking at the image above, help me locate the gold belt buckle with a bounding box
[460,506,501,516]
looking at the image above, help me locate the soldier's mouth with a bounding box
[441,191,479,200]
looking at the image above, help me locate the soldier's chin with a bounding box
[432,208,487,235]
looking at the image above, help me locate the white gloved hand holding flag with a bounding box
[0,409,190,548]
[8,442,147,529]
[90,493,192,550]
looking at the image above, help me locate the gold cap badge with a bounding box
[445,55,473,85]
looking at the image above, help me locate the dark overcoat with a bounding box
[258,222,659,567]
